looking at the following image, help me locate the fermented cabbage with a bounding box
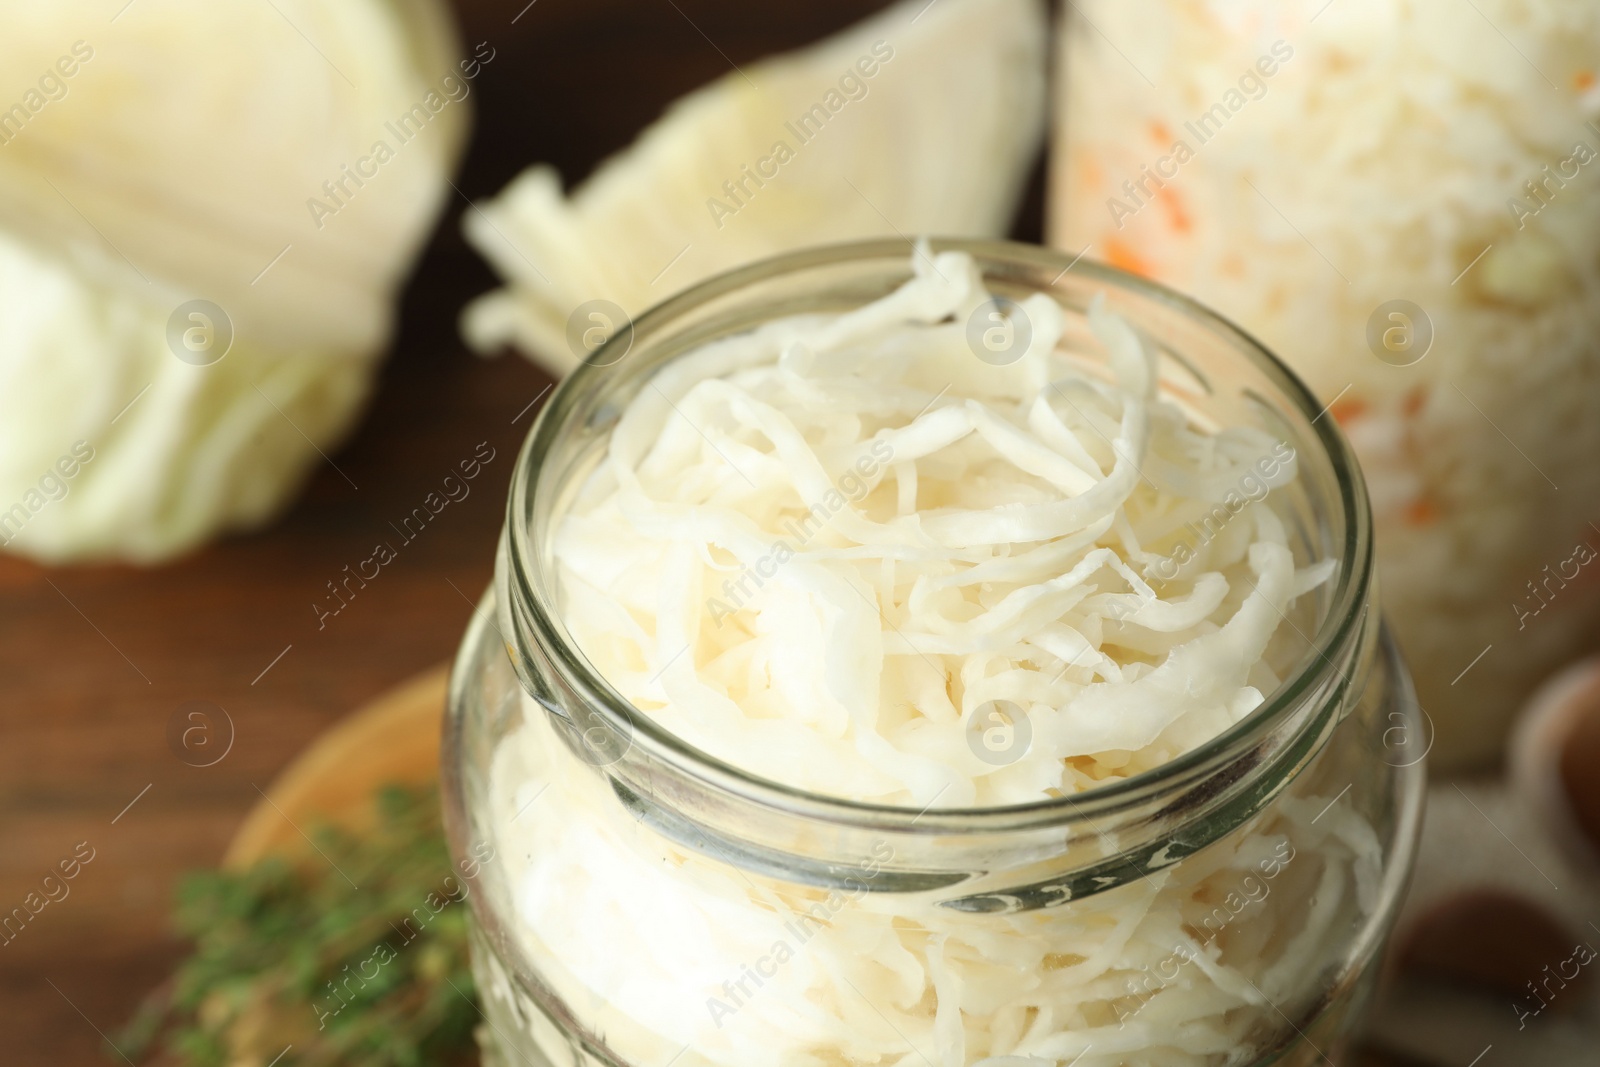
[549,249,1332,805]
[482,251,1374,1067]
[1050,0,1600,767]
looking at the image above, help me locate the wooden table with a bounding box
[0,1,1043,1061]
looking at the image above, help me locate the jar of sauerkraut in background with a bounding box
[443,240,1424,1067]
[1050,0,1600,770]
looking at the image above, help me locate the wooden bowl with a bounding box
[224,665,449,869]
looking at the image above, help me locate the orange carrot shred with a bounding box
[1404,497,1439,527]
[1157,186,1191,234]
[1104,237,1152,278]
[1329,396,1367,424]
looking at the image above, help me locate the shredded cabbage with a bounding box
[484,251,1376,1067]
[490,703,1379,1067]
[1051,0,1600,768]
[550,249,1329,807]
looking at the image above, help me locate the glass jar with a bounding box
[1049,0,1600,770]
[444,239,1426,1067]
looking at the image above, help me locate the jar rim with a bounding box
[503,236,1375,832]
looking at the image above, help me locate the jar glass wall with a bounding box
[444,239,1426,1067]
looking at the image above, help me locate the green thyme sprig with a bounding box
[118,785,479,1067]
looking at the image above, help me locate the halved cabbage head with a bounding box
[463,0,1049,377]
[0,0,469,563]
